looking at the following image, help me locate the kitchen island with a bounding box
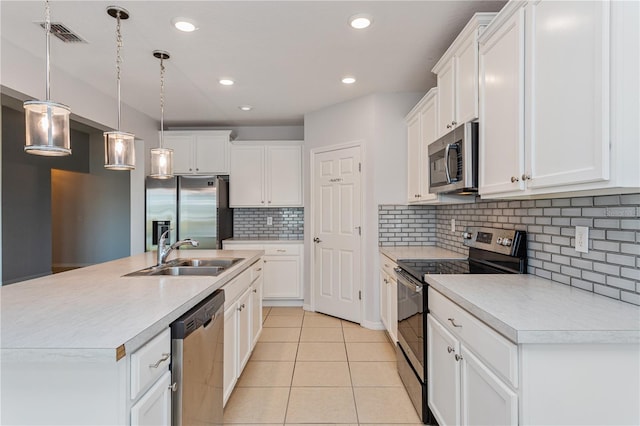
[0,249,263,425]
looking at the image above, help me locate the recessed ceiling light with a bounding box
[172,17,198,32]
[342,76,356,84]
[219,79,234,86]
[349,14,373,30]
[238,105,253,111]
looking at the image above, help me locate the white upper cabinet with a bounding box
[479,0,639,198]
[162,130,231,175]
[432,13,497,138]
[230,141,303,208]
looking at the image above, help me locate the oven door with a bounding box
[395,268,426,381]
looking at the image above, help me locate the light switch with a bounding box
[451,218,456,233]
[267,217,273,226]
[575,226,589,253]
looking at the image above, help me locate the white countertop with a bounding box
[425,274,640,344]
[0,249,263,355]
[379,245,467,262]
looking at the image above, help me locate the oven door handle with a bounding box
[395,273,423,293]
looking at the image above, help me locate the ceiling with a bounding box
[1,1,506,127]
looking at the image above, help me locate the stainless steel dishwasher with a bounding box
[171,289,225,426]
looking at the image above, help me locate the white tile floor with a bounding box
[223,307,423,425]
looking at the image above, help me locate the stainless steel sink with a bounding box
[125,257,243,277]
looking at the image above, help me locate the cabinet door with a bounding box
[237,288,253,373]
[130,371,171,426]
[251,275,264,347]
[163,135,194,174]
[427,315,461,426]
[195,134,229,174]
[263,255,301,299]
[456,29,480,124]
[379,270,390,331]
[229,145,265,207]
[437,58,457,137]
[407,112,422,202]
[461,345,518,426]
[387,276,398,343]
[526,0,610,189]
[479,7,526,196]
[267,145,302,206]
[223,304,238,405]
[419,95,438,202]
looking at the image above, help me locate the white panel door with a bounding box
[237,288,252,373]
[130,371,171,426]
[526,0,610,189]
[163,135,194,174]
[267,145,302,206]
[262,255,301,299]
[229,145,265,207]
[195,134,229,174]
[479,7,526,196]
[461,345,518,426]
[419,94,438,202]
[223,304,237,405]
[427,315,461,426]
[313,146,362,323]
[407,112,422,202]
[379,270,390,331]
[456,30,480,124]
[251,275,263,346]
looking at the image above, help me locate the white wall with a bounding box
[303,91,423,327]
[1,39,159,259]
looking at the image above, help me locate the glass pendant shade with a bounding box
[149,147,173,178]
[104,131,135,170]
[23,100,71,156]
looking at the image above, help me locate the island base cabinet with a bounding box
[519,343,640,426]
[130,370,171,426]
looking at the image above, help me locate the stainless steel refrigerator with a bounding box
[145,176,232,251]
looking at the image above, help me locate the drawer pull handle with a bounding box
[256,268,262,272]
[149,353,170,368]
[253,289,257,293]
[276,249,286,252]
[448,318,462,328]
[447,346,454,353]
[169,382,177,392]
[455,354,463,362]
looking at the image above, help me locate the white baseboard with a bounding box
[263,299,304,307]
[303,303,313,312]
[361,319,385,331]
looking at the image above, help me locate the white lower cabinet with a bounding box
[222,258,264,405]
[379,253,398,342]
[224,241,303,304]
[130,370,172,426]
[427,287,518,426]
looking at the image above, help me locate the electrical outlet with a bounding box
[575,226,589,253]
[267,216,273,226]
[451,218,456,233]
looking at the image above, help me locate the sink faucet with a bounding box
[157,229,199,265]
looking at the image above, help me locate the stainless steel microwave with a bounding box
[428,122,478,194]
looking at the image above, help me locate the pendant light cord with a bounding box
[159,56,165,149]
[44,0,51,101]
[116,10,123,131]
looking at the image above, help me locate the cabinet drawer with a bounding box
[264,244,300,256]
[251,259,264,282]
[130,328,171,400]
[379,253,398,278]
[224,243,264,251]
[428,288,518,388]
[222,268,252,309]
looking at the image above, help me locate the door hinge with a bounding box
[358,291,362,300]
[356,226,361,236]
[359,162,361,172]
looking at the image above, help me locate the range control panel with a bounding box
[462,227,526,257]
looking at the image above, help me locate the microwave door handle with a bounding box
[444,143,454,184]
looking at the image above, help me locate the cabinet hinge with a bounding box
[359,162,362,172]
[358,290,362,300]
[356,226,362,236]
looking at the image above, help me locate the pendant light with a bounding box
[104,6,135,170]
[149,50,173,179]
[24,0,71,156]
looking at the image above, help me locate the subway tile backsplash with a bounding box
[233,207,304,239]
[378,205,437,246]
[379,193,640,306]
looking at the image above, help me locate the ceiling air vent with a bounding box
[37,22,87,43]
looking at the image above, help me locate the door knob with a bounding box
[313,237,322,243]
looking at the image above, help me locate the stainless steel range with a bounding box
[394,227,527,424]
